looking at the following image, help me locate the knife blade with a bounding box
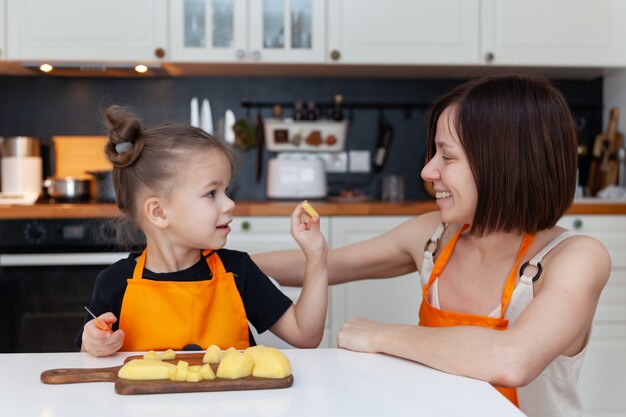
[190,97,199,127]
[84,306,113,334]
[224,110,236,145]
[200,98,213,135]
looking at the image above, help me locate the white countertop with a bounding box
[1,349,524,417]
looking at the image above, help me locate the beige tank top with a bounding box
[420,224,587,417]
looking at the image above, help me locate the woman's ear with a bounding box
[144,197,169,229]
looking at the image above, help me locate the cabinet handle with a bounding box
[154,48,166,59]
[235,49,246,59]
[241,221,251,231]
[330,49,341,61]
[484,52,494,63]
[250,50,261,60]
[572,219,583,230]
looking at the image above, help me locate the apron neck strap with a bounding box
[500,233,535,317]
[132,249,224,280]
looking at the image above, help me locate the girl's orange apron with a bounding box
[419,224,535,407]
[119,249,250,351]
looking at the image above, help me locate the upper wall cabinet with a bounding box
[170,0,326,63]
[6,0,168,62]
[327,0,480,65]
[481,0,626,67]
[0,0,6,59]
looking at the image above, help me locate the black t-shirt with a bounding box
[74,249,292,349]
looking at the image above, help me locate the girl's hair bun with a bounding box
[104,105,145,168]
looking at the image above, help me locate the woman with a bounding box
[252,74,610,416]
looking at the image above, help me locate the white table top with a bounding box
[1,348,524,417]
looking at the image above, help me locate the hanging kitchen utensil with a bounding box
[372,111,394,172]
[224,110,236,145]
[232,107,257,150]
[200,98,213,135]
[588,108,624,196]
[190,97,200,128]
[255,109,265,183]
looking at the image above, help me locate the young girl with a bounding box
[253,75,611,417]
[77,105,328,356]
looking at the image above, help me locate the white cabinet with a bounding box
[228,216,333,348]
[557,215,626,417]
[481,0,626,67]
[327,0,479,65]
[6,0,168,62]
[0,0,5,59]
[170,0,326,63]
[328,216,421,345]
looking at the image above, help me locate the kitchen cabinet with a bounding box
[328,216,421,342]
[170,0,326,63]
[6,0,168,62]
[481,0,626,67]
[557,215,626,417]
[0,0,5,59]
[227,216,332,348]
[327,0,479,65]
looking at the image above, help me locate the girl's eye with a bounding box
[205,190,215,198]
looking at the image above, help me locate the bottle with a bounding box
[293,101,304,121]
[332,94,344,121]
[305,101,317,121]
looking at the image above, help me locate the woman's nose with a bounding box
[421,158,439,182]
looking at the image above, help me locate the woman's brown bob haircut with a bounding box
[426,74,578,236]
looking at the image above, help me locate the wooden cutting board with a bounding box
[40,353,293,395]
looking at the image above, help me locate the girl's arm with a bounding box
[337,235,611,387]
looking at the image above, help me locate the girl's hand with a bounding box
[81,312,125,357]
[290,201,328,261]
[337,318,383,353]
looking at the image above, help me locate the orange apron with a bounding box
[119,249,250,351]
[419,224,535,407]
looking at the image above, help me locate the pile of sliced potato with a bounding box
[118,344,291,382]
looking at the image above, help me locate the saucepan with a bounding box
[86,170,116,202]
[44,177,92,201]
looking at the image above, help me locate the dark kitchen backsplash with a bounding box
[0,75,602,200]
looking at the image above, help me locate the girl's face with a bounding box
[421,106,477,225]
[163,148,235,251]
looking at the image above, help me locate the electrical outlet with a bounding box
[349,150,371,173]
[317,152,348,173]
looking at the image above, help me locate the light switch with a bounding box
[349,150,371,173]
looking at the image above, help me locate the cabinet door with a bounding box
[558,215,626,416]
[248,0,326,63]
[170,0,248,62]
[228,216,332,348]
[6,0,168,62]
[481,0,626,67]
[0,0,5,59]
[327,0,479,64]
[329,216,421,347]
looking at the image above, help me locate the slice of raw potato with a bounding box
[252,347,292,379]
[216,351,254,379]
[118,359,176,380]
[244,344,268,362]
[143,350,162,361]
[200,364,216,380]
[302,201,319,218]
[203,344,224,364]
[159,348,176,360]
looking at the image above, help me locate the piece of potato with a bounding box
[203,344,224,364]
[244,345,268,362]
[118,359,176,380]
[186,370,202,382]
[159,348,176,360]
[142,350,162,361]
[302,201,319,218]
[216,351,254,379]
[175,360,189,381]
[252,348,292,379]
[200,364,216,380]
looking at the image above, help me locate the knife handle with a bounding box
[41,366,120,384]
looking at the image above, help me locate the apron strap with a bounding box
[132,249,223,281]
[500,233,535,318]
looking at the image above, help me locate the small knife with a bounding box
[84,306,113,334]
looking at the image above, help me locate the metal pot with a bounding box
[43,177,92,201]
[86,170,116,202]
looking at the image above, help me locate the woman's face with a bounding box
[163,148,236,251]
[421,106,477,225]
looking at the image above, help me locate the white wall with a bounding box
[603,69,626,131]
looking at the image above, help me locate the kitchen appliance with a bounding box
[266,154,327,199]
[86,170,116,202]
[0,136,43,204]
[0,217,142,353]
[43,177,92,201]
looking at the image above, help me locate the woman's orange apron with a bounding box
[419,224,535,407]
[119,249,250,351]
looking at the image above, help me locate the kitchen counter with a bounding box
[1,349,522,417]
[1,199,626,219]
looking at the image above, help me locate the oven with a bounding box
[0,218,139,353]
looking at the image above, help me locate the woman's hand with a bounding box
[290,201,328,261]
[337,318,384,353]
[81,312,125,357]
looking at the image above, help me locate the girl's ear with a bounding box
[144,197,169,229]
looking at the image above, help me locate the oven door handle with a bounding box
[0,253,130,266]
